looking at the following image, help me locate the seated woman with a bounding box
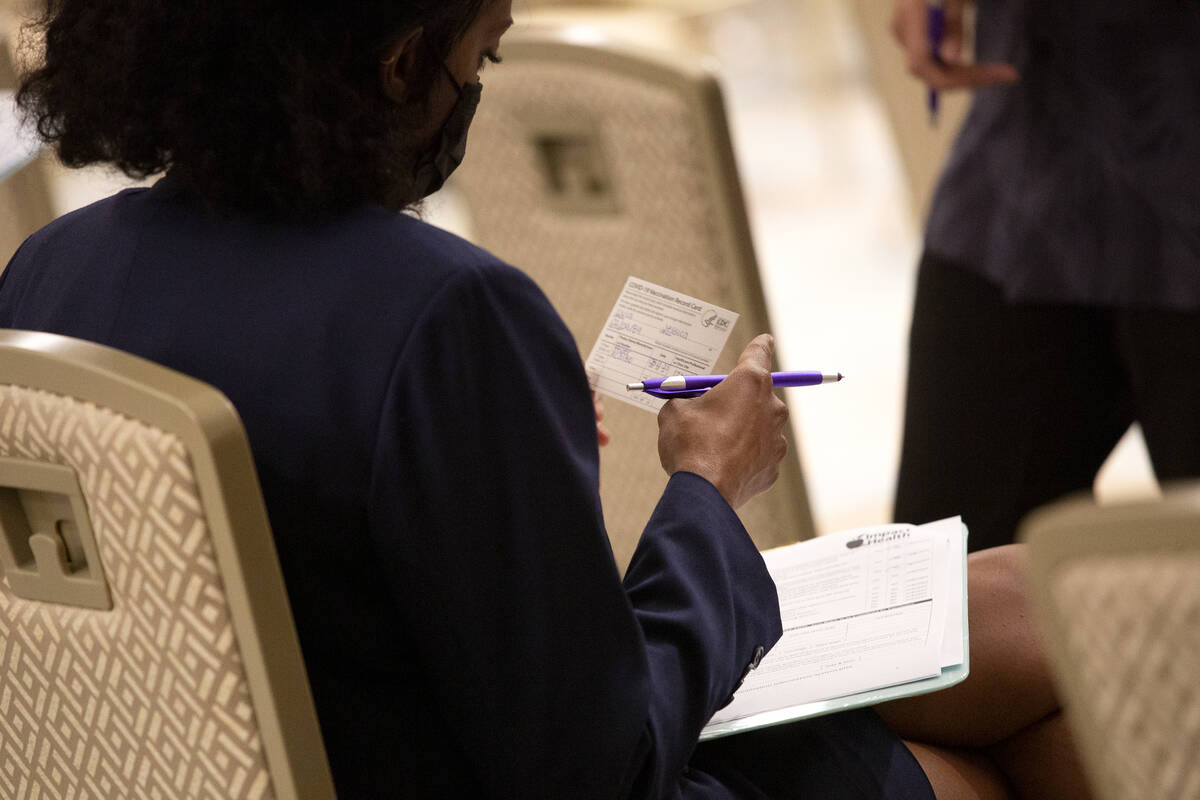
[1,0,1089,797]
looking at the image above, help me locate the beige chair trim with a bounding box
[0,329,336,800]
[1020,483,1200,800]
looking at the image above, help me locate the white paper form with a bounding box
[934,516,966,668]
[584,277,739,413]
[709,524,948,726]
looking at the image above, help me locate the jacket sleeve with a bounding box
[369,260,782,799]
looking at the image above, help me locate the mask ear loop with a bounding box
[405,35,483,201]
[416,30,465,97]
[437,58,465,97]
[380,32,465,100]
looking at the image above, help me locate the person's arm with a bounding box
[891,0,1018,90]
[370,260,782,798]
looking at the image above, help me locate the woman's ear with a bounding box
[379,27,424,104]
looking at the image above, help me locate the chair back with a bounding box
[0,330,335,799]
[1020,485,1200,800]
[451,29,815,569]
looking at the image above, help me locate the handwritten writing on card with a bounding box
[585,277,739,412]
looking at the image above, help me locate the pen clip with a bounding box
[643,387,711,400]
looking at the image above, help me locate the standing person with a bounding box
[3,0,1089,796]
[891,0,1200,551]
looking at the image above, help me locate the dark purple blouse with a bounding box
[925,0,1200,309]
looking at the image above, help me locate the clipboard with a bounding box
[700,522,970,741]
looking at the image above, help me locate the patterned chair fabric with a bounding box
[0,331,333,800]
[0,385,272,799]
[452,31,815,571]
[1052,552,1200,800]
[1021,487,1200,800]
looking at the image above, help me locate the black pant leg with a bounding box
[894,253,1133,550]
[1116,307,1200,484]
[690,709,934,799]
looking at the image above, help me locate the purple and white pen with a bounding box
[627,371,843,399]
[927,1,946,124]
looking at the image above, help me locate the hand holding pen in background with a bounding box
[889,0,1019,124]
[926,2,945,122]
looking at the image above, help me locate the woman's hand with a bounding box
[656,334,789,510]
[891,0,1018,90]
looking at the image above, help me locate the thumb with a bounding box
[736,333,775,372]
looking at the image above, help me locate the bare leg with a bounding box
[876,545,1093,798]
[988,712,1091,800]
[904,741,1010,800]
[905,714,1090,800]
[878,545,1056,746]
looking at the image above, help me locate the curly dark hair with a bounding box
[16,0,486,219]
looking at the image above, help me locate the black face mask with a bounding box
[411,62,482,199]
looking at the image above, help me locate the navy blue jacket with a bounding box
[0,176,782,798]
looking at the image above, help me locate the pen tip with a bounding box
[838,373,844,381]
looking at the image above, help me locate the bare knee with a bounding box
[878,543,1059,749]
[966,544,1027,603]
[967,545,1044,656]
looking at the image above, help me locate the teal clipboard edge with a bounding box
[699,522,971,742]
